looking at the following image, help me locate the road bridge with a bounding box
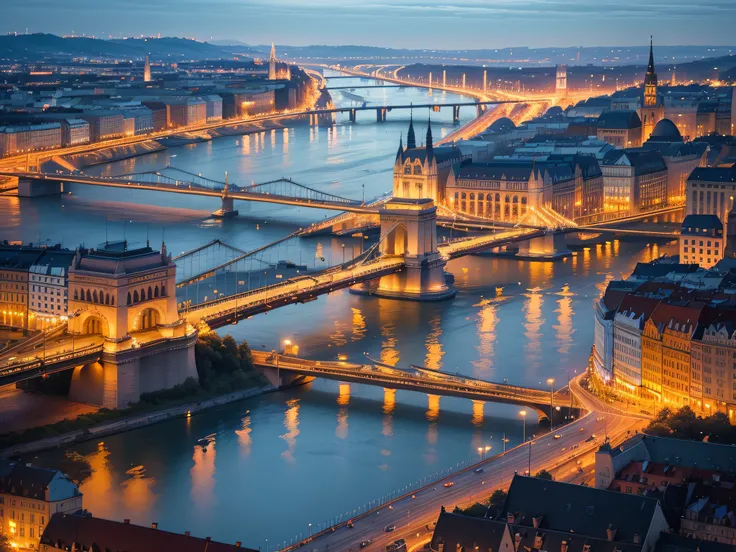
[251,350,571,417]
[327,85,405,90]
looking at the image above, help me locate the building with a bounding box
[0,245,43,329]
[39,513,258,552]
[204,94,223,122]
[59,118,90,147]
[660,305,702,408]
[596,435,736,545]
[547,154,605,220]
[686,165,736,222]
[143,55,151,83]
[0,459,83,550]
[613,294,661,396]
[597,110,643,148]
[602,149,668,214]
[0,122,62,157]
[641,119,708,205]
[79,111,125,142]
[166,97,206,128]
[594,286,635,383]
[640,38,665,142]
[141,101,169,131]
[679,215,724,268]
[394,117,464,205]
[268,42,277,80]
[28,248,75,330]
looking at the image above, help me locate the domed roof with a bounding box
[650,118,683,142]
[488,117,516,132]
[545,106,564,118]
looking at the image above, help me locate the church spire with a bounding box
[647,36,655,75]
[426,116,433,150]
[395,132,404,161]
[406,109,416,149]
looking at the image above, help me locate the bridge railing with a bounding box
[0,343,103,377]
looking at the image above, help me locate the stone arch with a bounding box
[138,308,160,331]
[82,315,108,337]
[384,223,408,257]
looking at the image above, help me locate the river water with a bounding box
[2,74,677,550]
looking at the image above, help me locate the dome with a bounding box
[488,117,516,132]
[545,106,564,118]
[649,118,683,142]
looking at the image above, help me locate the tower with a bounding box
[555,64,567,97]
[143,55,151,82]
[406,111,416,149]
[640,36,664,142]
[644,37,658,107]
[268,42,277,80]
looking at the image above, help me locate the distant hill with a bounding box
[0,33,235,60]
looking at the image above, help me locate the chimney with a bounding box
[534,533,544,549]
[123,519,130,524]
[152,522,158,530]
[633,533,640,545]
[185,531,191,537]
[561,541,569,552]
[532,515,543,528]
[236,542,242,548]
[607,525,617,541]
[514,533,522,551]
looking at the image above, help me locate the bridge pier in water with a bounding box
[212,195,239,218]
[17,176,63,197]
[452,105,461,125]
[376,108,388,123]
[351,198,455,301]
[349,109,357,123]
[516,230,571,260]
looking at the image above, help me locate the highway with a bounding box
[281,376,647,552]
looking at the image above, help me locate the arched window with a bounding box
[127,292,132,306]
[148,286,153,301]
[133,290,139,303]
[404,162,412,174]
[74,289,79,300]
[140,308,160,331]
[86,289,92,302]
[413,163,422,175]
[505,195,510,203]
[111,296,115,306]
[495,193,500,202]
[512,196,519,203]
[105,293,110,305]
[92,290,98,304]
[154,286,159,298]
[161,285,166,297]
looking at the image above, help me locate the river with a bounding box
[2,73,677,550]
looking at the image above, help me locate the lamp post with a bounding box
[519,409,527,443]
[547,377,555,429]
[308,523,312,538]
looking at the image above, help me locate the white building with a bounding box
[612,295,660,395]
[28,249,75,329]
[60,119,90,147]
[679,214,724,269]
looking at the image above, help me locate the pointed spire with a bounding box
[426,115,433,151]
[395,132,404,161]
[407,108,416,149]
[270,42,276,62]
[647,36,655,75]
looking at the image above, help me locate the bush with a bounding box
[646,406,736,444]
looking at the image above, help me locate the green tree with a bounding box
[534,469,553,480]
[0,534,12,552]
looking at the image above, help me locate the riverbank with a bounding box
[0,383,278,458]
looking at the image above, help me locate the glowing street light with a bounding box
[519,410,527,442]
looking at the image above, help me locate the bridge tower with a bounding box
[351,198,455,301]
[212,171,239,218]
[65,242,197,408]
[555,64,567,100]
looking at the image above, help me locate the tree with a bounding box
[489,489,507,508]
[0,534,12,552]
[534,469,553,480]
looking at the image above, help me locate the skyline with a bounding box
[4,0,736,49]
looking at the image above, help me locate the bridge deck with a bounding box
[252,351,569,410]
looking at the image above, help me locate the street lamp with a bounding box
[308,523,312,537]
[547,378,555,429]
[519,410,527,443]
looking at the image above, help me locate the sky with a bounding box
[3,0,736,49]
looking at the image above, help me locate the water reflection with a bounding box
[280,398,300,463]
[554,285,575,356]
[190,441,216,510]
[523,287,545,375]
[424,314,444,370]
[471,400,485,427]
[351,308,366,342]
[473,298,499,377]
[77,444,115,521]
[121,465,158,515]
[236,414,253,457]
[336,386,349,440]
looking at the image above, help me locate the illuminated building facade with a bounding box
[0,459,82,550]
[0,246,37,329]
[686,165,736,221]
[59,119,90,147]
[28,249,75,329]
[166,97,207,127]
[143,55,151,82]
[601,149,668,213]
[597,110,643,148]
[660,307,701,407]
[679,214,724,268]
[613,295,661,396]
[691,313,736,423]
[393,118,463,205]
[0,123,62,157]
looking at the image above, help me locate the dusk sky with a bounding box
[4,0,736,49]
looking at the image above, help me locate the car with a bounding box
[443,482,454,488]
[585,436,595,442]
[347,521,355,529]
[579,427,585,432]
[360,540,372,548]
[554,434,561,439]
[386,539,407,551]
[385,524,396,532]
[591,433,597,438]
[474,467,484,473]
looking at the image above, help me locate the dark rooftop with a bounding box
[598,110,642,130]
[680,214,724,235]
[688,166,736,183]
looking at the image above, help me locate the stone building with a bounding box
[597,110,643,148]
[679,214,724,268]
[602,149,668,214]
[640,38,665,143]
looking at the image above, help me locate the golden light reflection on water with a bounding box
[77,444,115,521]
[235,414,253,457]
[336,406,349,440]
[280,398,300,463]
[471,400,485,427]
[121,465,157,515]
[351,308,366,342]
[426,394,440,423]
[473,298,499,377]
[383,388,396,416]
[582,247,591,276]
[424,314,444,371]
[282,128,289,155]
[554,285,575,356]
[190,441,216,510]
[337,383,351,406]
[523,287,545,374]
[380,322,400,366]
